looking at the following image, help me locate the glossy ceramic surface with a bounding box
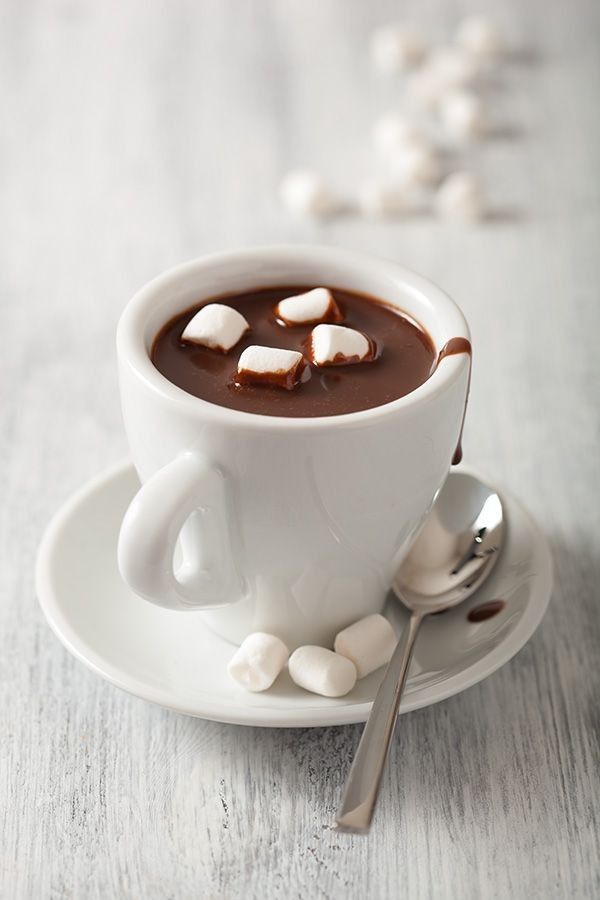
[117,246,471,646]
[37,461,552,727]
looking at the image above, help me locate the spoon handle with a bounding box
[336,611,423,833]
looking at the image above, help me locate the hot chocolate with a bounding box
[119,248,473,643]
[151,285,441,417]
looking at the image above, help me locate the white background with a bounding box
[1,1,598,897]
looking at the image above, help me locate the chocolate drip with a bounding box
[467,599,506,622]
[436,338,472,465]
[437,337,472,362]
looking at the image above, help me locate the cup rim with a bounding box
[117,244,470,431]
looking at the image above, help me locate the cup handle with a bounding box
[117,452,243,610]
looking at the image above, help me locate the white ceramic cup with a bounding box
[117,246,470,648]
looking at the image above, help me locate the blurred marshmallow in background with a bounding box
[280,16,510,224]
[369,24,427,73]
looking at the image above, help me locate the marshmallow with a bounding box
[228,632,289,692]
[424,47,479,91]
[288,646,357,698]
[407,68,446,112]
[369,24,426,73]
[435,171,484,222]
[389,142,439,186]
[456,16,502,59]
[236,345,307,390]
[357,179,408,219]
[279,169,336,218]
[334,614,397,679]
[310,324,374,367]
[275,288,342,326]
[372,112,426,157]
[181,304,249,353]
[439,89,485,142]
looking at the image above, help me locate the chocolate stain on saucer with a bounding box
[467,599,506,622]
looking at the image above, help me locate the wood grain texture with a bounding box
[1,1,599,897]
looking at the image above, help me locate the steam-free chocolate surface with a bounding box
[151,286,437,417]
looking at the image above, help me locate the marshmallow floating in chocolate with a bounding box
[275,288,342,327]
[334,614,397,679]
[310,323,375,367]
[181,303,249,353]
[288,646,357,698]
[228,632,289,692]
[236,345,307,390]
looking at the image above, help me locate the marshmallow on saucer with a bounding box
[456,16,502,59]
[275,288,342,326]
[309,324,375,367]
[435,171,484,222]
[334,614,397,679]
[181,304,249,353]
[236,345,306,390]
[369,24,426,73]
[288,646,357,698]
[279,169,337,218]
[439,89,485,142]
[228,632,289,692]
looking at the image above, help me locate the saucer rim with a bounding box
[36,460,553,727]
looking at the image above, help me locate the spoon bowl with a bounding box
[395,471,505,613]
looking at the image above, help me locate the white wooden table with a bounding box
[1,2,598,897]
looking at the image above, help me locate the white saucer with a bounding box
[36,461,552,728]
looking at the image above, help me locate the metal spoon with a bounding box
[336,471,505,834]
